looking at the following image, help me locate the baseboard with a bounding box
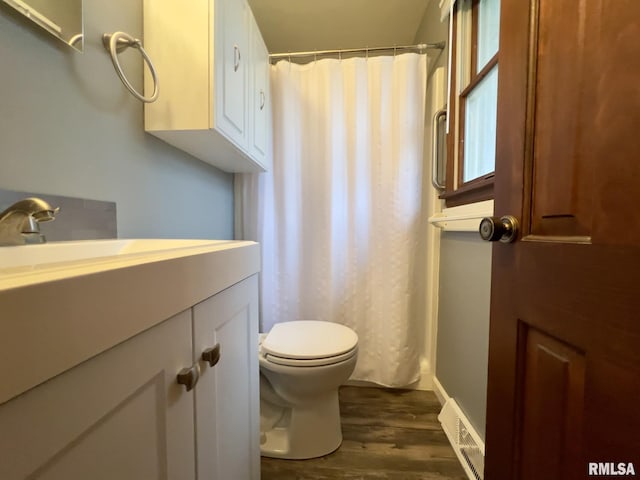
[432,375,447,406]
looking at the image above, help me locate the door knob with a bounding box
[202,344,221,367]
[479,215,519,243]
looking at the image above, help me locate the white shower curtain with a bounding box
[236,53,427,387]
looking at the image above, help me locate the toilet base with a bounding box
[260,390,343,459]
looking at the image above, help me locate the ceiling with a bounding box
[247,0,431,54]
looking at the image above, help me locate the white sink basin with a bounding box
[0,238,230,270]
[0,238,246,292]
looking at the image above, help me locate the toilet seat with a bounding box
[261,321,358,367]
[264,347,358,367]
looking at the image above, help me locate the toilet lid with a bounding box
[261,320,358,360]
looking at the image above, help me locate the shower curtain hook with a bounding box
[366,47,369,60]
[339,50,342,62]
[314,50,317,63]
[393,45,397,57]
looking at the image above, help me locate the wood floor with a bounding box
[261,386,467,480]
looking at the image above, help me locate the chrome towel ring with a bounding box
[102,31,159,103]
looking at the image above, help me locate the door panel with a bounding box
[530,0,591,238]
[518,327,585,480]
[528,0,640,243]
[486,0,640,478]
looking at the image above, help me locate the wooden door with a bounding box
[485,1,640,479]
[192,275,260,480]
[0,310,196,480]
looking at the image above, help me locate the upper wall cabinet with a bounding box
[143,0,272,173]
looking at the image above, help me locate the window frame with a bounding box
[440,0,499,208]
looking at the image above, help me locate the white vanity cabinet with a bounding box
[0,275,260,480]
[143,0,272,173]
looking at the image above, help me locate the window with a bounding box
[442,0,500,207]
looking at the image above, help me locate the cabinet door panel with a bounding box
[215,0,249,147]
[193,275,260,480]
[249,13,272,170]
[0,310,195,480]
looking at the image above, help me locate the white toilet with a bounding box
[258,320,358,459]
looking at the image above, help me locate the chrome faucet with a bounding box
[0,197,59,246]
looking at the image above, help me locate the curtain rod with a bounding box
[269,42,446,62]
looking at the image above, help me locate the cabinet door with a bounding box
[193,275,260,480]
[214,0,249,149]
[0,310,196,480]
[248,12,272,171]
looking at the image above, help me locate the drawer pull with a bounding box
[234,45,241,72]
[177,364,200,391]
[202,344,221,367]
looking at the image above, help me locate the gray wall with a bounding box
[0,0,234,239]
[436,232,492,439]
[414,1,493,442]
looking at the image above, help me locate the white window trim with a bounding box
[428,200,494,232]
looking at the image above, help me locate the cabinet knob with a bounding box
[177,364,200,392]
[202,343,221,367]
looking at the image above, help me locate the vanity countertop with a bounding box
[0,239,260,405]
